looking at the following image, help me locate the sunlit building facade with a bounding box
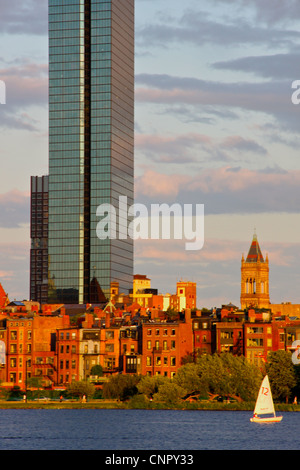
[48,0,134,304]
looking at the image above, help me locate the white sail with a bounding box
[253,375,275,416]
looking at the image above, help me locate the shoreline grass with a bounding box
[0,399,298,412]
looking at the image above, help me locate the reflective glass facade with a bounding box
[48,0,134,304]
[30,176,49,305]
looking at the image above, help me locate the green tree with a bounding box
[174,362,207,397]
[181,353,262,401]
[26,377,45,399]
[153,381,187,406]
[266,350,297,403]
[137,375,168,399]
[90,365,103,377]
[66,380,95,399]
[102,374,141,401]
[196,353,230,397]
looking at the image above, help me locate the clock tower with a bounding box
[241,233,270,310]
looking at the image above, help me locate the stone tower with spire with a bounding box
[240,232,270,310]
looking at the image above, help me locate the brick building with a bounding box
[141,309,193,377]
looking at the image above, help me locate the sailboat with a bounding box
[250,375,282,423]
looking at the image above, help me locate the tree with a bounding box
[174,362,207,397]
[66,380,95,399]
[137,375,168,399]
[174,353,262,401]
[90,365,103,377]
[153,381,187,405]
[266,350,297,403]
[102,374,141,401]
[219,353,262,401]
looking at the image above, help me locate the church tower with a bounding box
[240,232,270,310]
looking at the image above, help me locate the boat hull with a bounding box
[250,416,282,423]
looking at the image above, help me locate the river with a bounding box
[0,409,298,450]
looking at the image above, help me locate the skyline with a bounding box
[1,0,300,307]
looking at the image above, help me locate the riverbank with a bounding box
[0,399,298,412]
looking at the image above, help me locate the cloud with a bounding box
[135,166,300,214]
[222,136,268,155]
[135,133,213,163]
[212,0,300,26]
[135,73,298,132]
[137,6,300,49]
[0,0,47,36]
[135,131,268,167]
[213,53,300,80]
[0,190,30,228]
[0,61,48,131]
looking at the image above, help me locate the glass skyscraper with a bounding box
[47,0,134,304]
[30,175,49,305]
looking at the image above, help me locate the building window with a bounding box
[156,356,161,366]
[10,358,17,368]
[247,338,263,347]
[146,356,151,366]
[147,340,152,350]
[171,341,175,349]
[163,340,167,350]
[170,357,176,366]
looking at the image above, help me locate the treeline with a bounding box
[102,351,300,405]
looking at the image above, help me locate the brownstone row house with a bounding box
[0,302,300,392]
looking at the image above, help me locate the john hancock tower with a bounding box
[47,0,134,304]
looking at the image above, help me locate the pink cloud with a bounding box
[0,189,30,204]
[135,166,300,200]
[135,169,190,198]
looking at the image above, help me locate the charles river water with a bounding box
[0,409,299,451]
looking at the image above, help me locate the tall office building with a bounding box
[30,176,49,305]
[47,0,134,304]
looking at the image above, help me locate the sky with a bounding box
[0,0,300,308]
